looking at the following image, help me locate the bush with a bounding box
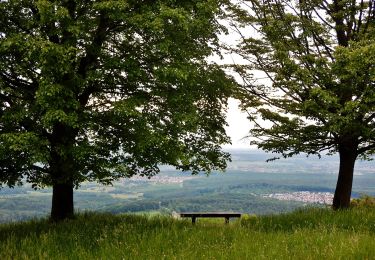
[351,195,375,208]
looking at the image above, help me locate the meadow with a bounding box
[0,207,374,259]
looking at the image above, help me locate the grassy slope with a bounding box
[0,208,374,259]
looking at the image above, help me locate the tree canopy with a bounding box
[229,0,375,208]
[0,0,233,220]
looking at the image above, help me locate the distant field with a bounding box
[1,150,374,223]
[0,208,374,259]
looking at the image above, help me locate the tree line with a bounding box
[1,0,374,221]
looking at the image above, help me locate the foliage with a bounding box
[0,209,374,259]
[351,195,375,208]
[228,0,375,208]
[229,0,375,158]
[0,1,233,191]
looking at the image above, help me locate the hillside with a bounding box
[1,150,375,223]
[1,208,374,259]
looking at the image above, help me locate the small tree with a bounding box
[0,0,233,221]
[230,0,375,209]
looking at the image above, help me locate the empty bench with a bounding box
[180,212,242,224]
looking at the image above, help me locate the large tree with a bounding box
[229,0,375,209]
[0,0,233,221]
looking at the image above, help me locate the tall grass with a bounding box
[0,208,374,259]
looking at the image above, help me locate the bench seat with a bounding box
[180,212,242,224]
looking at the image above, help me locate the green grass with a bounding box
[0,208,374,259]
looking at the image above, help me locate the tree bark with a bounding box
[332,144,358,209]
[51,181,74,221]
[49,123,77,222]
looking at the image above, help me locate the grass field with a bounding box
[0,207,374,259]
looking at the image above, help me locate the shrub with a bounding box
[351,195,375,208]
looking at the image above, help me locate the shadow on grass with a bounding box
[0,212,191,243]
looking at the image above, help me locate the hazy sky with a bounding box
[224,98,253,149]
[218,22,258,149]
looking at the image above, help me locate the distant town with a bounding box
[263,191,334,205]
[128,175,197,184]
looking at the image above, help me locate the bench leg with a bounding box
[225,217,229,224]
[192,217,196,224]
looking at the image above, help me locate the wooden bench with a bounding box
[179,212,242,224]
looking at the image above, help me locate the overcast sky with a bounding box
[217,21,258,149]
[224,98,253,149]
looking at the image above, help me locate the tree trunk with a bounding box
[332,145,357,210]
[51,181,74,221]
[49,123,77,222]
